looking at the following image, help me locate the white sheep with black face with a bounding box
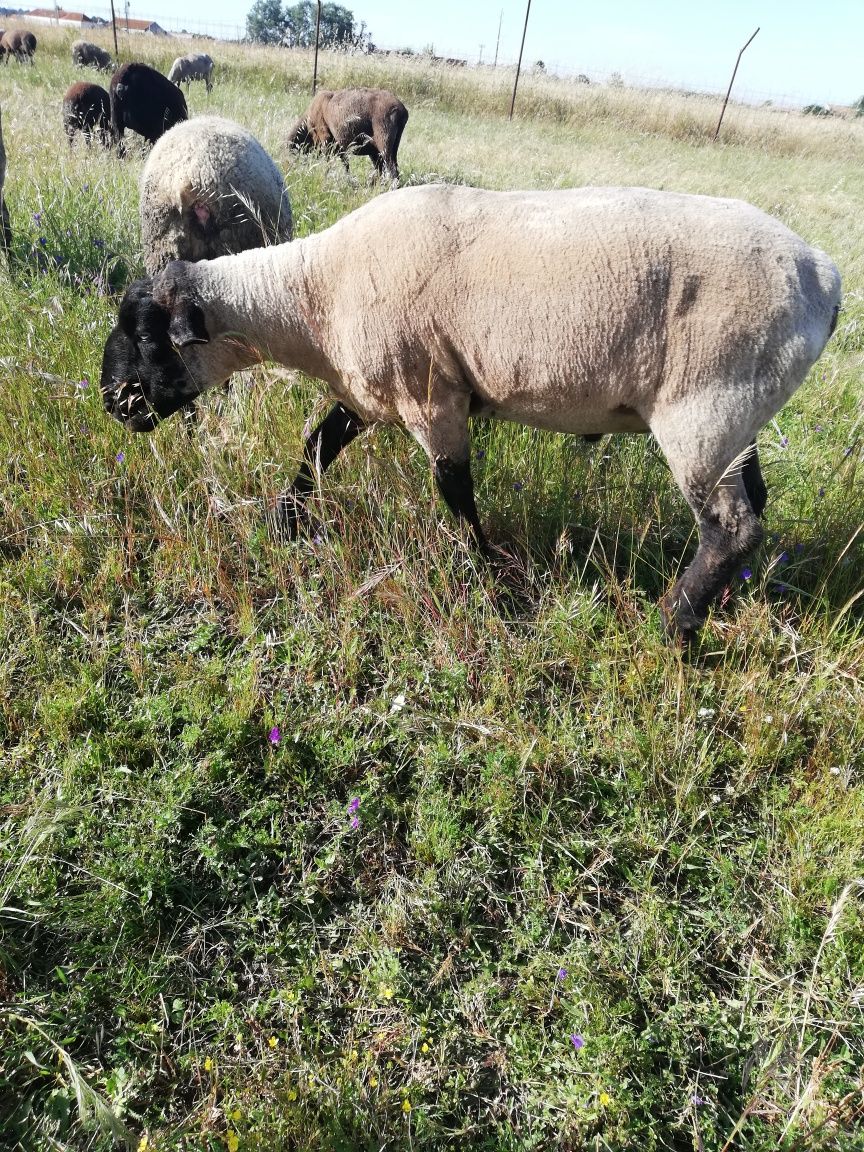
[100,184,841,642]
[139,115,293,275]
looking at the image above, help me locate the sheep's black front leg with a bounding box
[273,402,364,538]
[434,456,490,554]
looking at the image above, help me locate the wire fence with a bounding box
[32,6,852,111]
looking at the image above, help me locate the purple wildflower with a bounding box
[778,551,788,565]
[815,424,823,432]
[779,436,789,448]
[94,238,104,250]
[115,451,124,463]
[476,450,486,460]
[818,487,825,498]
[844,447,852,457]
[269,725,281,745]
[741,567,752,581]
[795,542,804,553]
[513,481,523,491]
[348,797,360,814]
[33,212,41,223]
[570,1033,584,1051]
[556,968,567,982]
[351,815,360,830]
[691,1094,704,1107]
[77,377,89,389]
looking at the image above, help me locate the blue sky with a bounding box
[111,0,864,106]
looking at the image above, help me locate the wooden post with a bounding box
[493,8,502,69]
[109,0,119,57]
[508,0,531,121]
[713,27,759,142]
[312,0,322,94]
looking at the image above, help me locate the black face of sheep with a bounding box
[101,277,208,430]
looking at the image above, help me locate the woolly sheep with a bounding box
[139,116,293,275]
[71,40,113,72]
[100,185,841,642]
[167,53,214,94]
[287,87,408,183]
[1,29,36,64]
[109,62,187,151]
[0,103,10,253]
[63,82,111,148]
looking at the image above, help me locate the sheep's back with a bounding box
[140,115,292,273]
[311,185,839,429]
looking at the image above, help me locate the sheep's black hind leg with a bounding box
[741,442,767,518]
[273,402,364,538]
[660,480,763,642]
[434,457,490,554]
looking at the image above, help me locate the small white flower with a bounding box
[830,766,841,776]
[390,693,406,713]
[698,707,715,719]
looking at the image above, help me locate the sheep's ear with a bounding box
[169,300,210,348]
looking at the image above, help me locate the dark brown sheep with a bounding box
[1,29,37,64]
[109,62,187,152]
[63,82,111,148]
[287,87,408,183]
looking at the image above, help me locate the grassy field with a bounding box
[0,25,863,1152]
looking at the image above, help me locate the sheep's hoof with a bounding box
[269,493,311,541]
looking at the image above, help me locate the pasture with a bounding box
[1,26,863,1151]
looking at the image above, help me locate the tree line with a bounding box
[245,1,373,51]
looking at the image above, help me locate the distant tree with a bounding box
[853,95,864,117]
[246,0,287,44]
[246,1,372,50]
[802,103,832,117]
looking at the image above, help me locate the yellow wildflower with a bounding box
[287,1089,297,1102]
[203,1057,213,1072]
[379,984,394,1000]
[230,1108,242,1121]
[137,1138,149,1152]
[369,1076,378,1088]
[402,1099,412,1114]
[420,1042,430,1054]
[268,1036,279,1049]
[599,1091,611,1107]
[225,1132,239,1152]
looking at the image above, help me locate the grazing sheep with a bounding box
[139,116,292,275]
[287,87,407,183]
[109,62,187,151]
[0,103,11,253]
[1,30,36,64]
[100,185,841,642]
[63,82,111,148]
[71,40,113,72]
[167,53,214,94]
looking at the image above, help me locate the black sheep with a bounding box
[109,62,187,152]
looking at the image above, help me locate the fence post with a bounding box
[508,0,531,121]
[312,0,322,94]
[109,0,118,57]
[713,27,759,142]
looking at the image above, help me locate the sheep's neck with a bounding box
[192,243,334,383]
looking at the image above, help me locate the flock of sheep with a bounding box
[0,35,844,643]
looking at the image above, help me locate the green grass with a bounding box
[1,25,863,1152]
